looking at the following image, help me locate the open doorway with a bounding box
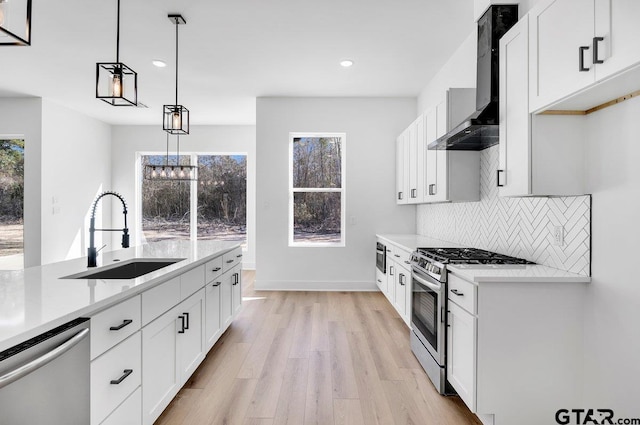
[0,138,24,270]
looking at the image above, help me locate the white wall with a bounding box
[582,97,640,416]
[255,97,416,290]
[111,125,257,268]
[40,100,112,264]
[0,98,42,267]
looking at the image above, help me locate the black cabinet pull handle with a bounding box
[226,259,234,264]
[394,254,400,258]
[110,369,133,385]
[386,249,391,252]
[236,254,243,258]
[178,315,186,333]
[398,191,403,200]
[411,188,417,198]
[232,273,239,285]
[377,279,382,283]
[212,281,221,287]
[496,169,505,187]
[451,289,464,296]
[211,267,221,272]
[593,36,604,64]
[429,184,436,196]
[389,266,395,276]
[579,46,590,71]
[404,260,410,265]
[183,312,190,330]
[109,319,133,331]
[399,274,405,285]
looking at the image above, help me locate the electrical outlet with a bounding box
[553,225,564,246]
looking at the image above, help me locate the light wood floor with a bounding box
[155,271,482,425]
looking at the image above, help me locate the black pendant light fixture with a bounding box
[0,0,32,46]
[96,0,137,106]
[163,14,189,135]
[144,132,197,181]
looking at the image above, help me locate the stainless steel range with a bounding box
[409,247,533,394]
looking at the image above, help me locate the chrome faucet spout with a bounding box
[88,191,129,267]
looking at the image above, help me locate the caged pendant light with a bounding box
[0,0,32,46]
[163,14,189,135]
[96,0,137,106]
[144,132,197,181]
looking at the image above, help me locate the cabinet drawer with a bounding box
[142,276,180,326]
[389,245,412,268]
[100,386,141,425]
[222,247,243,272]
[180,265,205,300]
[205,256,224,283]
[91,332,141,425]
[91,296,141,360]
[448,273,476,314]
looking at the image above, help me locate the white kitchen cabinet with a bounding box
[529,0,640,112]
[424,89,480,204]
[395,131,409,204]
[381,243,412,325]
[231,266,243,317]
[393,264,410,320]
[220,268,234,330]
[101,387,141,425]
[447,301,477,412]
[142,289,206,425]
[499,15,587,196]
[406,115,426,204]
[205,278,222,350]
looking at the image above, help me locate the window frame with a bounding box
[288,132,346,248]
[135,151,248,250]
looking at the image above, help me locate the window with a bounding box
[289,133,345,246]
[0,138,24,270]
[139,153,247,246]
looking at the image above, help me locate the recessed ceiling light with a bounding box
[340,60,354,68]
[152,60,167,68]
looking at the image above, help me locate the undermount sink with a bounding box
[62,258,185,280]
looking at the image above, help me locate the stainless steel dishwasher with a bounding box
[0,317,90,425]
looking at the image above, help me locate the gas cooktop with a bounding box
[414,247,534,265]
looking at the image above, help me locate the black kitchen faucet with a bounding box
[87,191,130,267]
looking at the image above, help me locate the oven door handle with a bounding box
[412,271,443,293]
[0,328,89,390]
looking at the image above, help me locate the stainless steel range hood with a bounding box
[428,5,518,151]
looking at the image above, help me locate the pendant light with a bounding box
[144,132,197,181]
[163,14,189,135]
[96,0,137,106]
[0,0,32,46]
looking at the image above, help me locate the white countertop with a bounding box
[376,233,590,284]
[448,264,591,283]
[0,240,241,352]
[376,234,462,251]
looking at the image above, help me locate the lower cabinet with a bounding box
[142,289,206,425]
[205,278,222,350]
[231,266,242,317]
[446,301,477,411]
[393,264,410,320]
[101,387,142,425]
[379,242,412,326]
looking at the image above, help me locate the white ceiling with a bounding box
[0,0,474,125]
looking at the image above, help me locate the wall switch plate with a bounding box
[553,225,564,246]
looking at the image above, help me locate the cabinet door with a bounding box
[407,121,419,203]
[594,0,640,80]
[205,279,222,350]
[394,267,409,319]
[232,266,242,317]
[499,15,531,197]
[142,308,180,425]
[220,269,234,330]
[529,0,595,112]
[395,132,408,204]
[177,290,206,383]
[447,302,477,412]
[431,100,449,203]
[424,108,438,202]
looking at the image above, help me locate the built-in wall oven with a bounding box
[376,241,386,274]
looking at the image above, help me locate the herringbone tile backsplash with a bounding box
[416,145,591,276]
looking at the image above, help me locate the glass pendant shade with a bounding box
[163,104,189,134]
[96,62,138,106]
[0,0,31,46]
[144,164,197,181]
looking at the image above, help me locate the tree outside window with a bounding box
[289,133,345,246]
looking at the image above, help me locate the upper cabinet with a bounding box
[424,89,480,204]
[395,131,409,204]
[499,15,587,197]
[529,0,640,112]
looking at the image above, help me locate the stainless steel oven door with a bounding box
[376,242,386,273]
[411,268,445,366]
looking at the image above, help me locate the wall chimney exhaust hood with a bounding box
[429,5,518,151]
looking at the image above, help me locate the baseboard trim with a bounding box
[254,280,378,292]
